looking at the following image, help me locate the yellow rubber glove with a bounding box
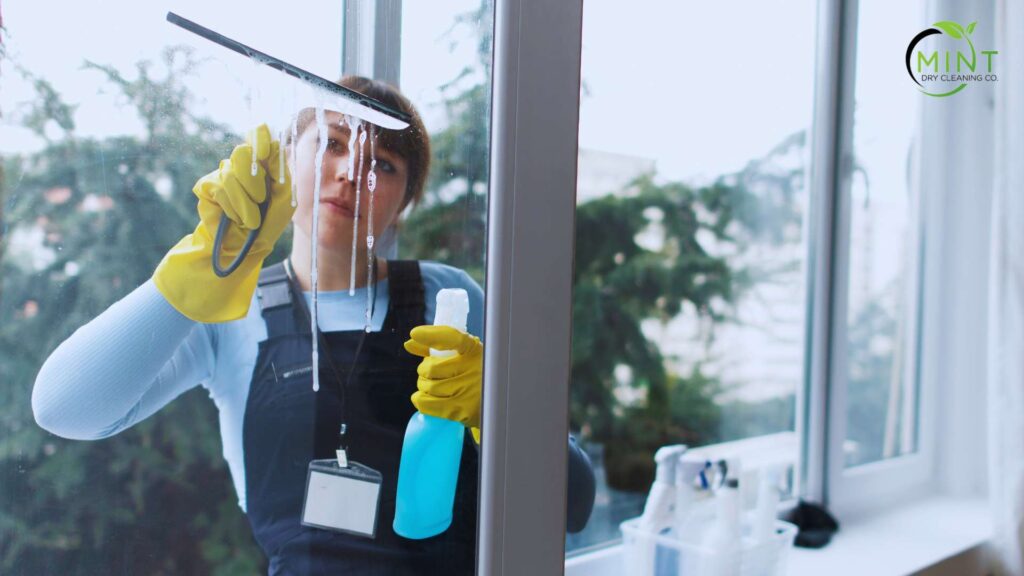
[404,325,483,443]
[153,125,294,322]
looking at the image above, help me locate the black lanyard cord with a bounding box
[283,256,379,449]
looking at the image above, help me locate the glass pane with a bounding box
[567,1,816,554]
[1,1,492,573]
[843,0,923,468]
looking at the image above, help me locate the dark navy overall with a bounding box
[243,261,479,575]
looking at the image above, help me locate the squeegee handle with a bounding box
[212,174,272,278]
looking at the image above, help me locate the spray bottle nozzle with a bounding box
[653,445,687,485]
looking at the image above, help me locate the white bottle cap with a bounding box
[434,288,469,333]
[431,289,470,358]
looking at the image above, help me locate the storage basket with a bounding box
[620,516,797,576]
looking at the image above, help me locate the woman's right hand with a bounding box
[195,124,294,258]
[153,125,296,323]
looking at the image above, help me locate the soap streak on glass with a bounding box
[278,127,287,184]
[249,58,260,177]
[345,115,360,182]
[250,127,259,176]
[344,116,363,296]
[276,71,289,186]
[309,99,329,393]
[290,114,299,207]
[365,126,378,332]
[350,122,367,298]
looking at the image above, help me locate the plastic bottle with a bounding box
[674,457,713,542]
[754,466,781,545]
[393,289,470,539]
[639,445,687,530]
[675,456,713,575]
[701,478,742,576]
[635,445,686,575]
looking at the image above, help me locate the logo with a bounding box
[905,21,998,97]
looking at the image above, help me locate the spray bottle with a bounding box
[701,476,742,576]
[754,465,782,545]
[634,445,686,575]
[639,445,687,530]
[393,289,470,539]
[675,456,714,575]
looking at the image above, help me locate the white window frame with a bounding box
[352,0,995,572]
[814,0,939,518]
[343,1,585,573]
[479,0,584,572]
[820,0,994,519]
[564,0,994,570]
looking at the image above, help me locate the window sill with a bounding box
[565,496,992,576]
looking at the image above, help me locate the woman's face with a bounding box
[289,110,409,251]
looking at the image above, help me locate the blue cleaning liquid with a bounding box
[393,412,465,538]
[393,288,471,539]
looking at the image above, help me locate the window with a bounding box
[841,0,924,470]
[567,0,818,554]
[818,0,935,521]
[1,1,494,573]
[564,0,936,559]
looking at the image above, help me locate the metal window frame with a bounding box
[478,1,584,573]
[801,0,850,507]
[341,0,402,86]
[342,1,584,572]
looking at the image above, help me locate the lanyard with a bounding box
[283,256,379,451]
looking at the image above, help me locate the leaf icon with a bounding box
[967,21,977,35]
[933,20,965,39]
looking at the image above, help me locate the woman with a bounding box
[32,76,594,575]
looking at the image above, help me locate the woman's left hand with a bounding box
[404,326,482,441]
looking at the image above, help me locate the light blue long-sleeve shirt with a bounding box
[32,261,484,512]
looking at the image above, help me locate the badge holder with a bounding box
[301,456,383,538]
[281,259,385,539]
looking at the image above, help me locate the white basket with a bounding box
[620,516,797,576]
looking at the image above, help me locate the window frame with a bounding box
[478,0,584,574]
[345,1,587,572]
[560,0,993,569]
[341,0,402,86]
[820,0,927,516]
[818,0,943,519]
[358,0,991,571]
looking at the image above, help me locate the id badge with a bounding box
[301,459,383,538]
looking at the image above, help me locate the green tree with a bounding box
[571,177,745,490]
[1,48,264,575]
[401,0,493,283]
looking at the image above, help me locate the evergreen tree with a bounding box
[1,48,264,575]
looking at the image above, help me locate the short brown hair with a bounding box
[289,76,430,212]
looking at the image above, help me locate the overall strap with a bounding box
[382,260,426,338]
[256,262,302,340]
[257,260,426,339]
